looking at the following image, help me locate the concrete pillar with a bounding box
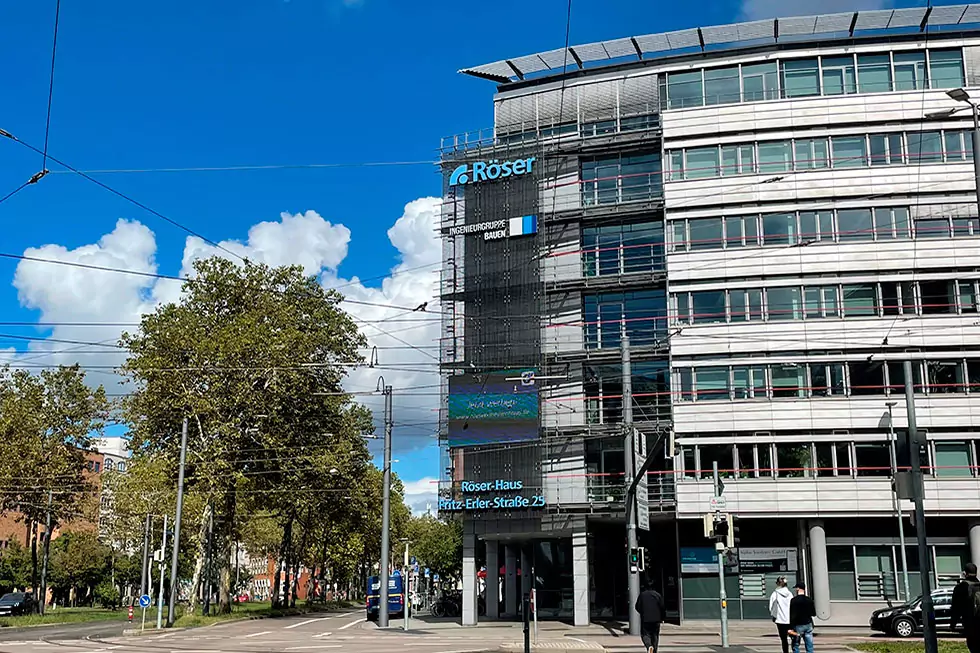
[970,522,980,568]
[486,540,499,619]
[504,545,518,617]
[462,531,477,626]
[808,520,830,621]
[572,531,590,627]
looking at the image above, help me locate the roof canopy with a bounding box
[460,4,980,83]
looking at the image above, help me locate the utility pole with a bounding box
[167,418,188,627]
[886,401,911,602]
[403,539,410,632]
[379,381,393,628]
[622,334,640,637]
[713,462,729,648]
[157,514,168,629]
[38,490,52,616]
[904,360,938,653]
[141,514,152,597]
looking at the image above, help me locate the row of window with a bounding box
[582,220,665,277]
[666,129,974,181]
[670,207,980,252]
[674,278,980,325]
[584,289,666,349]
[581,152,663,206]
[679,439,977,479]
[676,358,980,402]
[661,48,966,110]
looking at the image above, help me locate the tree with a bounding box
[406,515,462,581]
[0,365,109,610]
[47,530,110,607]
[120,257,369,614]
[0,541,31,594]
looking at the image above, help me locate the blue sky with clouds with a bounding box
[0,0,947,511]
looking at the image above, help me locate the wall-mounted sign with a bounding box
[438,478,545,512]
[448,215,538,240]
[448,370,539,447]
[680,547,739,574]
[738,548,798,574]
[448,157,536,186]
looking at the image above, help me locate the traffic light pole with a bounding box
[713,462,729,648]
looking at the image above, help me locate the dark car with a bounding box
[870,587,958,638]
[0,592,36,617]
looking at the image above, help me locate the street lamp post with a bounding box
[925,88,980,218]
[378,377,393,628]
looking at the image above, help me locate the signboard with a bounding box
[448,370,539,447]
[439,479,545,512]
[448,215,538,240]
[680,547,739,574]
[633,428,649,532]
[709,496,727,511]
[449,157,536,186]
[738,548,798,574]
[138,594,151,608]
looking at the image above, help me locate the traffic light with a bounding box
[629,547,640,573]
[713,513,729,542]
[726,514,740,549]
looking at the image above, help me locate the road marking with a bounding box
[338,617,366,630]
[567,637,588,644]
[285,617,332,629]
[313,632,333,638]
[284,646,342,651]
[244,630,272,638]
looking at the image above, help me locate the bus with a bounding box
[367,570,404,621]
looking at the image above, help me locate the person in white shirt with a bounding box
[769,576,794,653]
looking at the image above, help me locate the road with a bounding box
[0,616,129,643]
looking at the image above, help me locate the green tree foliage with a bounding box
[406,515,462,581]
[118,257,405,612]
[0,541,31,594]
[47,530,110,606]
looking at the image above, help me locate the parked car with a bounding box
[0,592,36,617]
[870,587,959,638]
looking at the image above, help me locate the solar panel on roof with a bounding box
[854,10,894,31]
[887,7,927,28]
[928,4,968,26]
[701,24,738,45]
[509,54,550,74]
[962,4,980,23]
[634,33,670,53]
[573,42,610,62]
[664,28,701,49]
[813,12,855,34]
[465,62,515,79]
[538,49,573,69]
[778,15,818,36]
[602,38,637,58]
[737,20,775,41]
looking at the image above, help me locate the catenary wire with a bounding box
[41,0,61,170]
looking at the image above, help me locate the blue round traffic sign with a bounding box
[138,594,151,608]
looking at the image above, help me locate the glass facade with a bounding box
[582,152,663,206]
[662,48,964,109]
[666,129,974,181]
[584,289,667,349]
[582,220,665,277]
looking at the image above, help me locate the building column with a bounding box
[486,540,499,619]
[462,531,477,626]
[504,545,518,617]
[572,531,590,627]
[808,520,830,621]
[521,546,532,598]
[970,522,980,567]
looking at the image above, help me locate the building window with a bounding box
[582,220,664,277]
[689,290,726,324]
[855,443,891,477]
[934,442,973,477]
[803,286,840,319]
[832,135,868,168]
[581,152,662,206]
[794,138,830,170]
[729,288,764,322]
[810,363,846,396]
[822,55,857,95]
[907,131,944,164]
[742,62,779,102]
[893,51,927,91]
[766,286,802,321]
[732,365,767,399]
[799,211,834,242]
[929,49,966,89]
[919,280,955,314]
[857,54,893,93]
[725,215,759,248]
[689,217,723,251]
[837,209,874,242]
[781,58,821,98]
[761,213,798,246]
[927,361,965,394]
[757,141,792,174]
[704,66,740,106]
[666,70,704,109]
[584,289,667,349]
[873,207,911,239]
[849,360,885,395]
[775,443,810,476]
[771,364,805,398]
[869,133,905,165]
[685,146,720,179]
[694,367,730,401]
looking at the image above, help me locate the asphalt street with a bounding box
[0,616,129,642]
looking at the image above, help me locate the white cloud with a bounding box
[6,201,443,465]
[400,476,439,515]
[739,0,889,21]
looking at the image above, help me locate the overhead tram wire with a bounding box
[41,0,62,170]
[48,160,440,175]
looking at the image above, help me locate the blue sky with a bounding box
[0,0,938,509]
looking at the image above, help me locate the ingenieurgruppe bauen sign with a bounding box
[438,479,545,512]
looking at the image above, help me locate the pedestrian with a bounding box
[952,562,980,653]
[787,581,816,653]
[634,581,665,653]
[769,576,794,653]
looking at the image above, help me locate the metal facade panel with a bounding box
[634,32,671,54]
[701,24,739,45]
[602,38,637,58]
[573,41,610,62]
[663,28,701,50]
[778,15,818,36]
[510,54,550,75]
[619,74,659,115]
[964,45,980,86]
[539,48,574,69]
[854,10,894,31]
[465,62,515,79]
[495,94,536,133]
[577,80,619,120]
[927,4,968,26]
[737,20,775,41]
[962,4,980,24]
[887,7,927,28]
[814,12,856,34]
[537,88,577,124]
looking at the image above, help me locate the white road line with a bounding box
[285,617,332,629]
[244,630,272,638]
[284,646,342,651]
[567,637,588,644]
[312,631,333,638]
[338,617,366,630]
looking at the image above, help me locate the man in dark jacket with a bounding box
[635,582,665,653]
[952,562,980,653]
[788,582,817,653]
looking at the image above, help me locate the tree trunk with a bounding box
[187,502,213,614]
[272,516,292,609]
[28,519,39,613]
[217,493,235,614]
[290,560,300,608]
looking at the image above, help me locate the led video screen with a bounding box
[447,369,539,447]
